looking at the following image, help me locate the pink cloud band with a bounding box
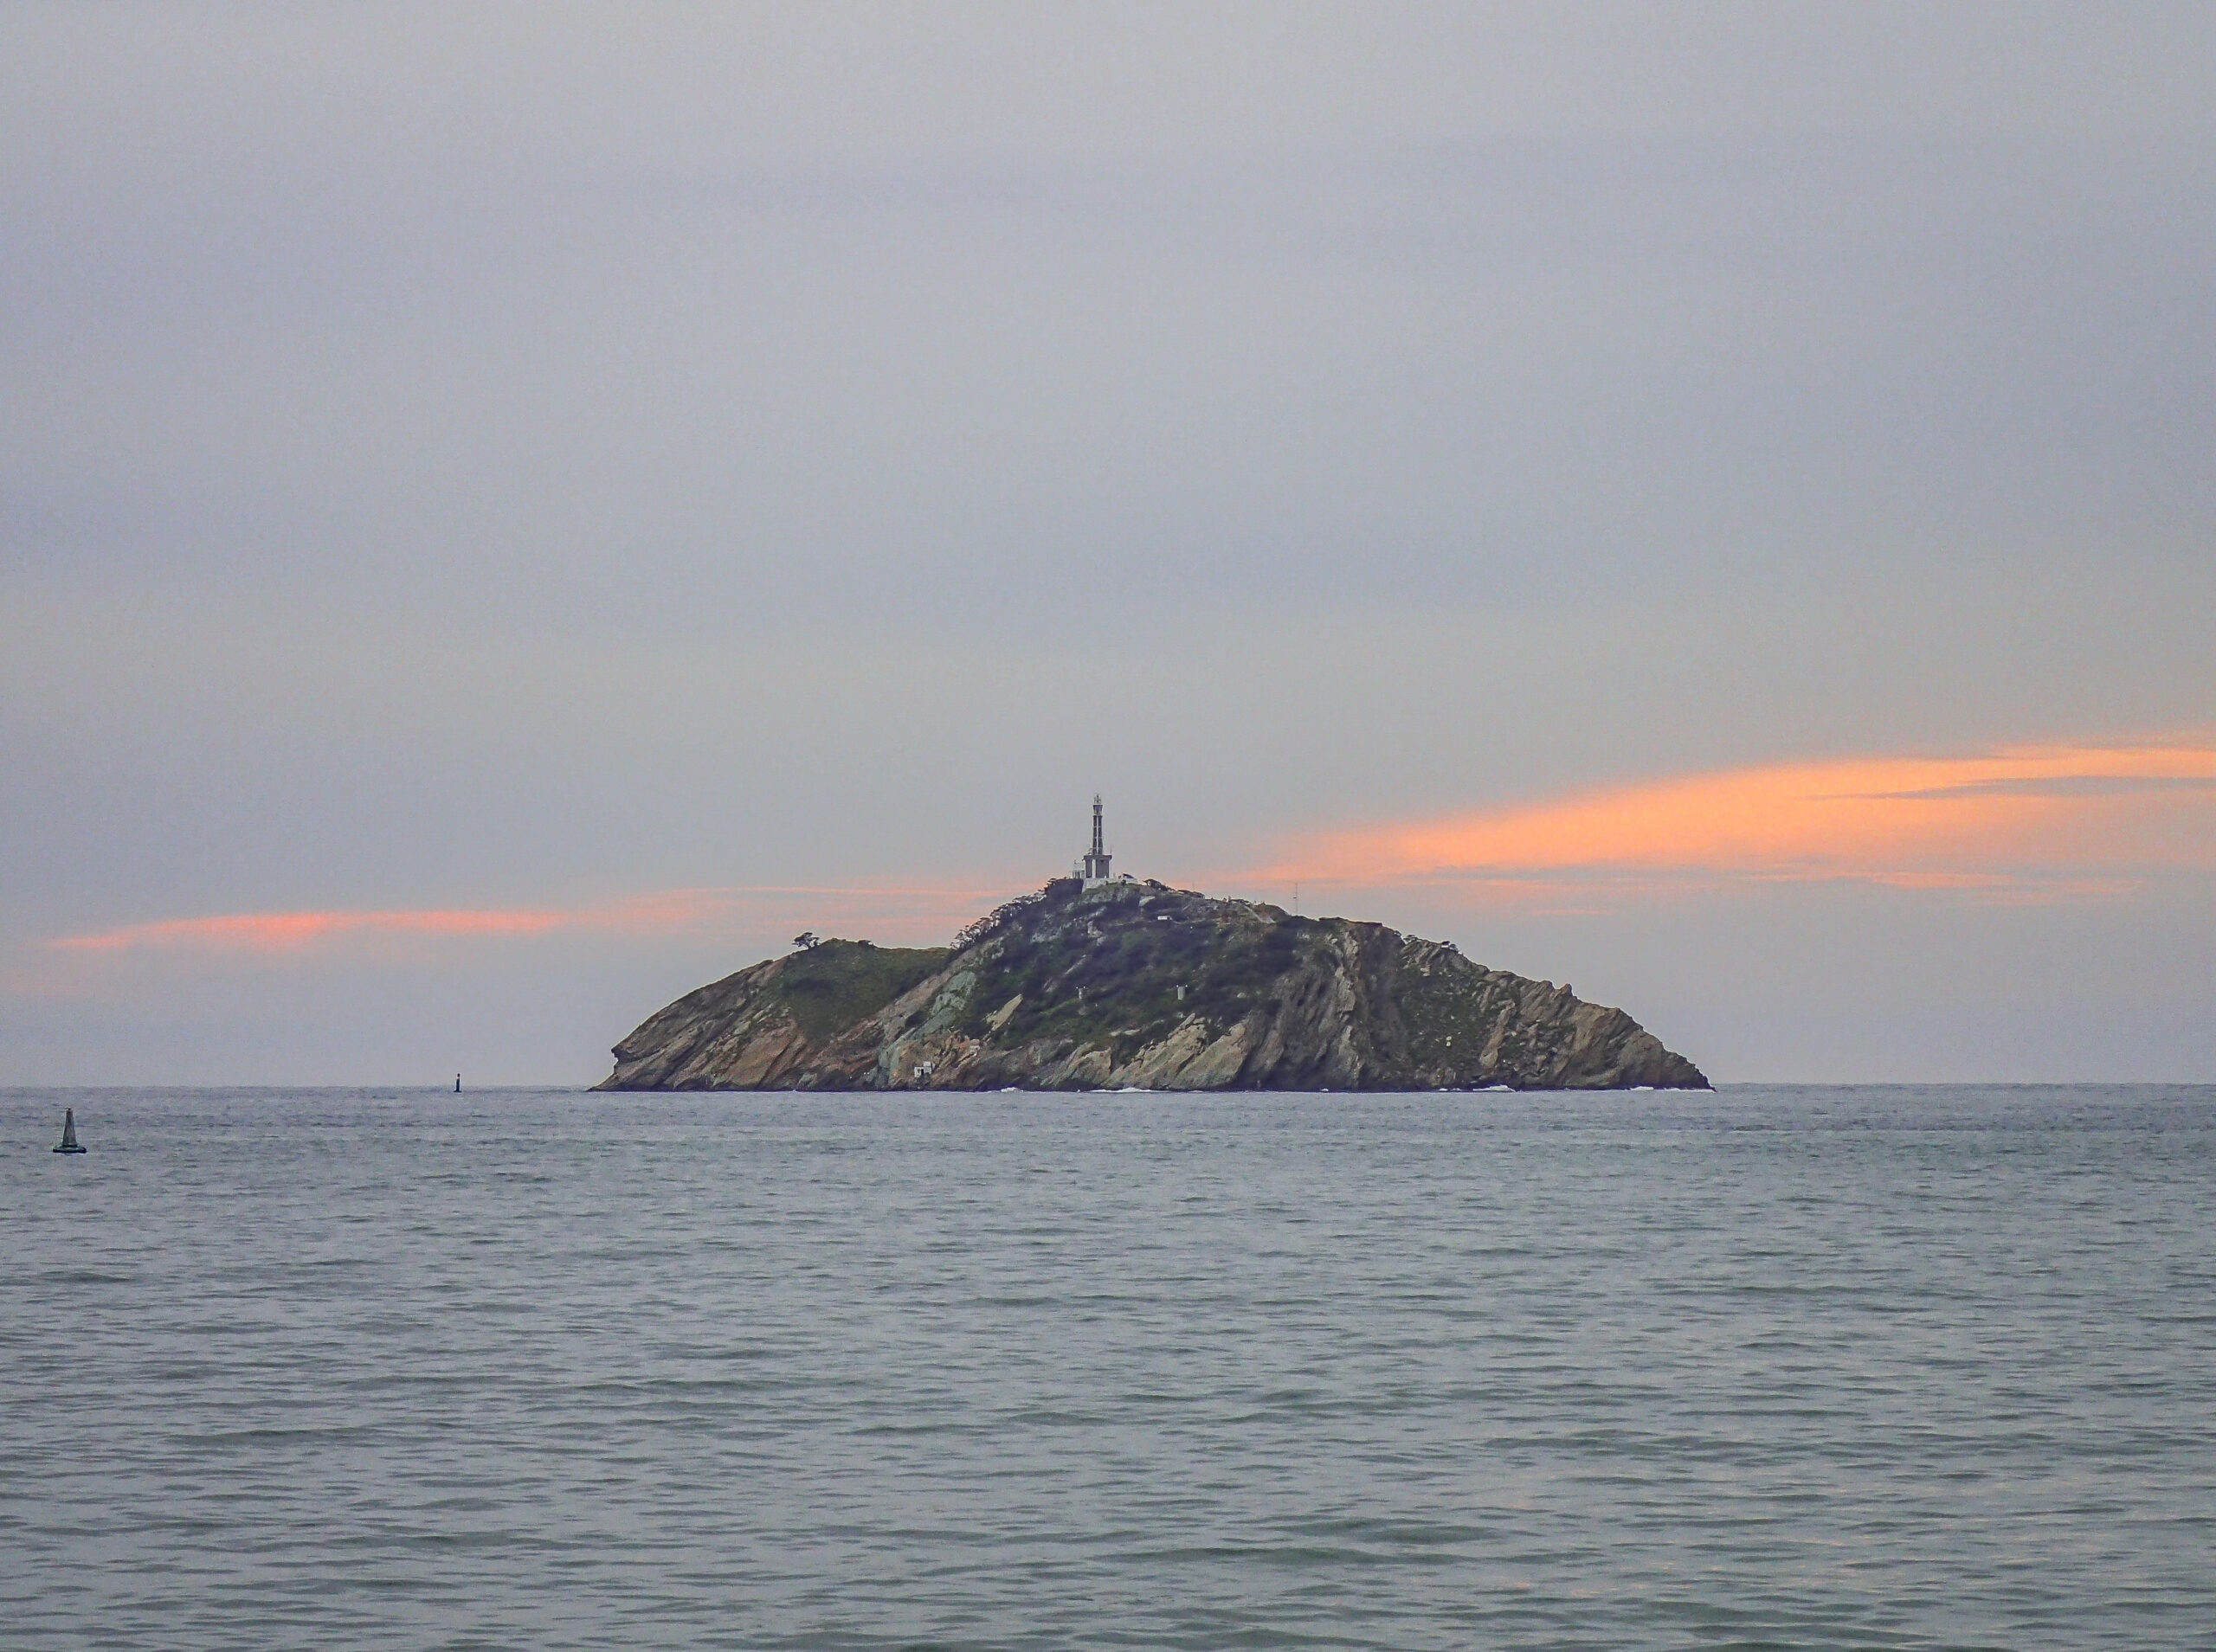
[45,741,2216,959]
[1252,740,2216,901]
[50,884,1003,957]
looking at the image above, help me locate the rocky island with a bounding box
[596,871,1708,1094]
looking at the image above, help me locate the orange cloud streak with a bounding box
[51,884,1004,957]
[1265,742,2216,897]
[55,907,573,953]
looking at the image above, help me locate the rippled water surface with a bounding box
[4,1085,2213,1649]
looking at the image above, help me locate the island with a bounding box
[595,873,1709,1093]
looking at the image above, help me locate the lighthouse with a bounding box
[1079,794,1113,887]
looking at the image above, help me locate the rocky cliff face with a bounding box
[596,878,1708,1092]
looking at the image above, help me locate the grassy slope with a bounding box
[772,940,951,1041]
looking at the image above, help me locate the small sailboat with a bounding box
[54,1108,86,1154]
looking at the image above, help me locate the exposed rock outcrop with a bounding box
[596,878,1707,1092]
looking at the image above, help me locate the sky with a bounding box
[5,3,2213,1084]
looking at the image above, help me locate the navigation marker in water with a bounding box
[54,1108,86,1154]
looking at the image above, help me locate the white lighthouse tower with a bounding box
[1079,794,1113,887]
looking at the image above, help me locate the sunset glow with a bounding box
[51,885,1003,958]
[1261,742,2216,898]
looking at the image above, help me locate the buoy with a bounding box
[454,1073,461,1094]
[54,1108,86,1154]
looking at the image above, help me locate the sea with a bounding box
[3,1084,2211,1650]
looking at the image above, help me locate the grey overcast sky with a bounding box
[5,3,2213,1083]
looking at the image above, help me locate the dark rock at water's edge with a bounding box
[596,878,1709,1092]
